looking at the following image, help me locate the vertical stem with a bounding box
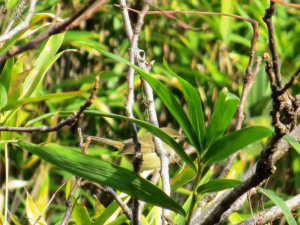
[186,160,203,225]
[4,143,9,225]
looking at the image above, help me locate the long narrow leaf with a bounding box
[21,33,66,98]
[14,140,186,216]
[258,187,297,225]
[203,126,272,166]
[163,59,205,154]
[205,90,240,151]
[1,89,87,112]
[84,110,196,172]
[197,179,242,195]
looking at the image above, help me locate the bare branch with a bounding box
[262,1,282,88]
[0,76,99,133]
[0,0,38,43]
[80,181,132,221]
[0,0,108,64]
[60,177,82,225]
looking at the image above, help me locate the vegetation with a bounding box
[1,0,300,224]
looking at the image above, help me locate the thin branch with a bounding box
[215,122,300,224]
[0,76,99,133]
[262,1,282,88]
[271,0,300,9]
[236,194,300,225]
[33,181,67,225]
[0,0,37,43]
[114,4,259,33]
[118,0,145,224]
[0,0,108,64]
[81,181,132,221]
[60,177,82,225]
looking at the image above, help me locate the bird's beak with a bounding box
[180,134,186,139]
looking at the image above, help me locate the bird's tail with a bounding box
[86,136,124,150]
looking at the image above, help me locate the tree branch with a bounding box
[0,76,99,133]
[0,0,108,64]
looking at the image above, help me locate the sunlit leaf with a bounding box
[205,91,240,151]
[72,198,92,225]
[163,59,205,153]
[1,90,87,112]
[21,33,67,98]
[25,190,47,225]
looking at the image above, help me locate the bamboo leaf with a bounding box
[14,140,186,216]
[203,126,272,166]
[1,90,87,112]
[163,59,205,153]
[205,91,240,151]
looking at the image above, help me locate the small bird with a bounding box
[87,128,182,171]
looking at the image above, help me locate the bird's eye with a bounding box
[173,137,178,140]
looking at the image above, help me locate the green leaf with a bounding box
[163,59,205,153]
[25,190,47,225]
[220,0,233,45]
[171,165,196,191]
[14,141,186,216]
[94,196,130,225]
[196,179,242,195]
[284,135,300,155]
[89,46,199,157]
[0,57,14,95]
[0,84,8,110]
[1,90,87,112]
[205,91,240,151]
[106,215,129,225]
[85,110,196,172]
[258,187,297,225]
[203,126,272,166]
[9,57,27,100]
[22,33,66,98]
[72,198,92,225]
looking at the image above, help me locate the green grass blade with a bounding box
[14,140,186,216]
[203,126,272,166]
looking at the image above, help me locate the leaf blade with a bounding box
[15,140,186,216]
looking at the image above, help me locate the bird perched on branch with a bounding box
[87,127,182,171]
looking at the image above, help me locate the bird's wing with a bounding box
[119,132,155,155]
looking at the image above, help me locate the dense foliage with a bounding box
[1,0,300,224]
